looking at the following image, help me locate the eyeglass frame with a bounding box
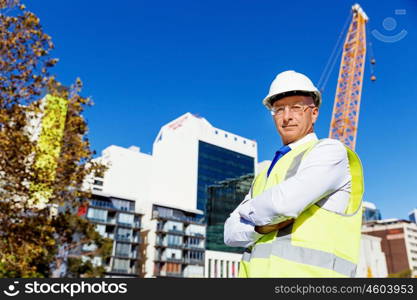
[269,103,316,117]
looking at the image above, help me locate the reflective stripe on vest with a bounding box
[241,224,357,277]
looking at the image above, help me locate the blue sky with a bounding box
[24,0,417,220]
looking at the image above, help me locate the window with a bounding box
[118,213,134,225]
[93,180,103,186]
[87,208,107,222]
[113,258,129,272]
[117,228,132,241]
[112,199,134,211]
[167,234,181,246]
[208,259,212,278]
[220,260,224,278]
[115,243,131,257]
[214,260,218,277]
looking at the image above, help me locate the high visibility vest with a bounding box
[239,139,364,277]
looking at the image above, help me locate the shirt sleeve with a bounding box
[238,139,349,226]
[224,193,263,248]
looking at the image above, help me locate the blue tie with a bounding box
[267,145,291,177]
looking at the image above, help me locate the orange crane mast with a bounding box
[329,4,368,150]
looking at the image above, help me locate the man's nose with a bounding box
[282,106,292,123]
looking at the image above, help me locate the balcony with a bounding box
[185,232,205,239]
[116,235,141,243]
[155,271,184,277]
[154,256,184,264]
[107,217,116,225]
[115,235,132,242]
[114,252,140,259]
[115,252,130,258]
[153,213,204,225]
[168,229,184,235]
[184,244,205,251]
[167,242,184,249]
[156,228,184,236]
[183,258,204,266]
[111,267,138,275]
[117,221,133,228]
[90,199,137,213]
[88,217,107,223]
[117,221,141,229]
[155,270,183,277]
[90,199,116,210]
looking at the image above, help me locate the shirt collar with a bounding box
[288,132,318,150]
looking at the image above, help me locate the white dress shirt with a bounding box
[224,133,352,248]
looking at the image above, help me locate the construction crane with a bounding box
[328,4,369,150]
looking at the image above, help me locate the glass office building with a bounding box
[206,174,254,253]
[197,141,254,212]
[197,141,254,252]
[409,209,417,224]
[362,202,382,223]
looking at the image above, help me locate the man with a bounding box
[224,70,364,277]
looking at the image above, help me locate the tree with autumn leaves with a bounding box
[0,0,111,277]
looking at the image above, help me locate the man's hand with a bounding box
[255,218,294,234]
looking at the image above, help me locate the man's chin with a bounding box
[280,133,298,145]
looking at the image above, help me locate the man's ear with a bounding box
[312,107,319,125]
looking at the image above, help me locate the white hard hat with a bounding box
[262,70,321,109]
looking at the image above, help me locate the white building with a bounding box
[89,145,152,202]
[151,112,257,211]
[89,112,258,277]
[205,251,242,278]
[356,234,388,277]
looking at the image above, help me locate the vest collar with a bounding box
[288,132,318,150]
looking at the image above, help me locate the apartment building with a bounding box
[83,192,144,277]
[151,204,206,277]
[362,219,417,277]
